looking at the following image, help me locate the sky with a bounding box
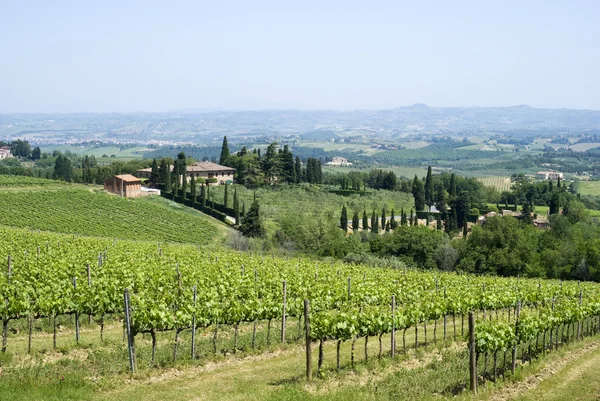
[1,0,599,113]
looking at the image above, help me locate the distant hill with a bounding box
[2,105,600,144]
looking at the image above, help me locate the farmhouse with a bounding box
[536,170,564,180]
[104,174,142,198]
[0,146,13,160]
[326,156,352,166]
[186,162,235,184]
[136,162,235,185]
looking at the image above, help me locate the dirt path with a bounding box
[488,341,600,401]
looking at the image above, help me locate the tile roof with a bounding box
[115,174,141,183]
[187,162,235,172]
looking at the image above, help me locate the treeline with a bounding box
[219,137,323,187]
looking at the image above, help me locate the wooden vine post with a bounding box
[468,311,477,393]
[391,295,396,357]
[73,277,79,343]
[443,287,447,341]
[304,299,312,382]
[87,263,92,325]
[577,289,583,341]
[511,301,521,374]
[124,288,136,373]
[281,280,287,343]
[191,285,197,359]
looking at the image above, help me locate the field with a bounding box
[477,176,512,192]
[39,144,152,159]
[324,165,431,179]
[1,224,600,401]
[0,183,219,243]
[3,175,600,401]
[207,184,414,223]
[577,180,600,196]
[569,142,600,152]
[296,141,383,155]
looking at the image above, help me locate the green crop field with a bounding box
[570,142,600,152]
[477,176,512,192]
[0,185,218,243]
[1,225,600,401]
[577,181,600,196]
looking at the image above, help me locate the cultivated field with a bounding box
[0,185,219,243]
[577,181,600,196]
[570,142,600,152]
[477,176,512,192]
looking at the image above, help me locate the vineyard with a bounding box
[1,225,600,397]
[0,175,67,187]
[477,176,512,192]
[577,180,600,196]
[0,189,217,243]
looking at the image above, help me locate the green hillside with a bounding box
[0,178,219,243]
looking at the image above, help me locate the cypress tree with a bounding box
[400,208,407,226]
[239,200,265,237]
[522,202,533,225]
[352,211,359,232]
[190,175,197,201]
[362,209,368,231]
[150,159,159,184]
[181,169,187,198]
[241,202,246,216]
[381,207,386,231]
[436,214,442,230]
[219,136,230,165]
[173,163,180,193]
[444,216,450,234]
[234,188,240,225]
[340,206,348,232]
[425,165,434,210]
[449,173,457,198]
[549,191,560,215]
[412,175,426,211]
[462,220,468,237]
[158,159,168,188]
[390,209,397,229]
[164,162,172,193]
[224,184,229,208]
[450,209,458,231]
[371,210,379,233]
[294,156,302,184]
[200,184,206,207]
[409,209,414,226]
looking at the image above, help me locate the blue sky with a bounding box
[1,0,599,112]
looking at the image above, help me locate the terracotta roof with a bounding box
[115,174,141,183]
[187,162,235,172]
